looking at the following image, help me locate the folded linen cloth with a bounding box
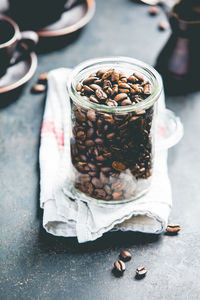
[40,68,172,243]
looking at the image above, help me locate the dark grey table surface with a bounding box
[1,1,200,299]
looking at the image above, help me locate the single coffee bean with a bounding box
[114,93,128,102]
[75,110,86,122]
[118,82,131,89]
[133,72,144,82]
[31,84,46,93]
[105,99,118,107]
[120,250,132,262]
[114,260,126,275]
[96,69,105,77]
[127,75,137,83]
[136,266,147,278]
[85,139,94,147]
[87,110,96,122]
[166,224,181,234]
[149,6,160,15]
[103,79,112,90]
[95,88,107,100]
[83,85,94,93]
[76,82,83,92]
[106,132,115,139]
[38,72,48,82]
[90,83,102,90]
[121,99,132,106]
[118,88,130,94]
[102,69,114,80]
[83,76,98,85]
[158,21,169,31]
[143,83,152,95]
[89,95,99,103]
[112,191,123,199]
[87,128,94,138]
[91,177,103,188]
[112,161,126,171]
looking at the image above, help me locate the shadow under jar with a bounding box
[67,57,162,204]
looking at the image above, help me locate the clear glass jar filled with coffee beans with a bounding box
[67,57,163,204]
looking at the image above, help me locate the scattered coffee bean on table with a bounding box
[38,72,48,82]
[135,266,147,279]
[113,260,126,276]
[31,84,46,94]
[120,250,132,262]
[166,224,181,234]
[71,68,154,201]
[149,6,160,16]
[158,21,169,31]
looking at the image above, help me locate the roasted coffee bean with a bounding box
[95,88,107,100]
[83,76,98,84]
[166,224,181,234]
[104,184,112,195]
[106,132,115,139]
[102,69,114,80]
[136,266,147,278]
[96,70,105,77]
[121,99,132,106]
[91,177,103,188]
[103,80,112,90]
[38,72,48,82]
[105,99,118,107]
[133,72,144,82]
[87,110,96,122]
[89,95,99,103]
[112,191,123,199]
[143,83,152,95]
[118,88,130,94]
[90,83,102,90]
[113,260,126,274]
[149,5,160,15]
[118,82,131,89]
[112,161,126,171]
[87,127,94,138]
[158,21,169,31]
[128,75,137,83]
[111,70,119,82]
[85,139,94,147]
[76,83,83,92]
[75,110,86,122]
[101,166,112,173]
[114,93,128,102]
[120,250,132,262]
[88,163,97,172]
[94,188,106,198]
[31,84,46,93]
[83,85,94,93]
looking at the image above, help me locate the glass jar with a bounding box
[67,57,163,204]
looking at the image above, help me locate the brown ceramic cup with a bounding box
[0,14,38,76]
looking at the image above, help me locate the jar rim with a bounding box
[67,56,163,113]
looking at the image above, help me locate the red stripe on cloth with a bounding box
[41,121,64,147]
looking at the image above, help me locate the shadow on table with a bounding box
[36,29,83,54]
[0,86,24,108]
[37,225,161,254]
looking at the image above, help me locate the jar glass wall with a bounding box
[67,57,163,204]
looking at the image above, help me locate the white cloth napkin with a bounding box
[39,68,172,243]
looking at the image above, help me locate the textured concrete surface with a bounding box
[0,0,200,299]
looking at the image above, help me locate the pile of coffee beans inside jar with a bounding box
[71,69,154,201]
